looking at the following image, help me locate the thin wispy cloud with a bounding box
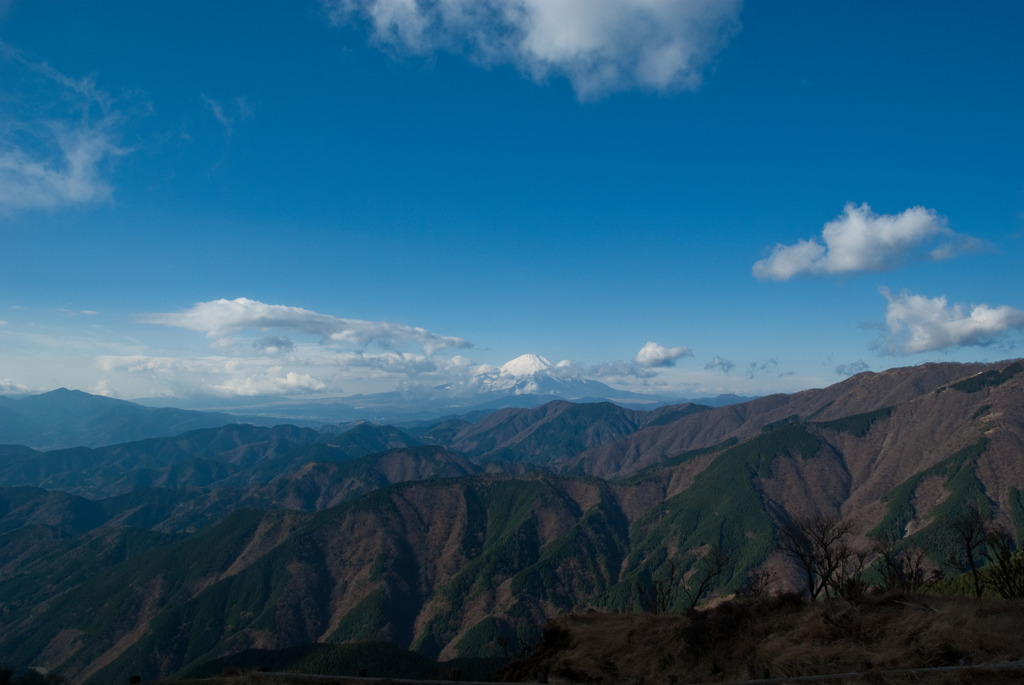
[879,288,1024,355]
[201,95,253,137]
[142,297,471,355]
[583,360,658,380]
[0,41,127,212]
[322,0,743,99]
[746,358,779,379]
[634,341,693,368]
[753,203,978,281]
[835,360,869,377]
[705,356,735,373]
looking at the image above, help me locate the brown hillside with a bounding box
[254,447,479,511]
[5,359,1024,684]
[566,360,1005,478]
[499,596,1024,684]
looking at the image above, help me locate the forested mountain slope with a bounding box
[1,359,1022,683]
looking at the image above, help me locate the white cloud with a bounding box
[142,297,471,355]
[0,378,31,393]
[96,344,470,398]
[0,42,127,212]
[835,360,869,377]
[704,356,734,373]
[322,0,742,99]
[487,356,659,383]
[89,379,116,397]
[753,203,977,281]
[880,288,1024,355]
[96,353,326,398]
[634,341,693,367]
[213,369,327,396]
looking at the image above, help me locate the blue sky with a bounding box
[1,0,1022,403]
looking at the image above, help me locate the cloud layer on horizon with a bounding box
[96,349,459,398]
[753,203,977,281]
[321,0,742,99]
[94,300,710,398]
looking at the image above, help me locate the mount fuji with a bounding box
[452,353,651,403]
[153,353,710,425]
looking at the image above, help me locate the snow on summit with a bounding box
[474,353,573,394]
[499,353,555,377]
[464,353,659,403]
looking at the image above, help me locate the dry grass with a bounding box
[497,595,1024,684]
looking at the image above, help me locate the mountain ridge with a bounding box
[2,358,1024,683]
[0,388,241,450]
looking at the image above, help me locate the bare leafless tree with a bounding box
[831,547,870,600]
[739,566,777,598]
[679,545,731,613]
[871,534,931,594]
[636,545,732,613]
[984,524,1024,599]
[777,513,853,601]
[945,506,988,599]
[635,558,679,614]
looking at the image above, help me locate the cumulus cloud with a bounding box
[704,356,734,373]
[634,341,693,367]
[753,203,977,281]
[322,0,742,99]
[879,288,1024,355]
[0,42,127,212]
[835,360,869,377]
[143,297,471,355]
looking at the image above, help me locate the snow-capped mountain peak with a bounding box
[499,353,555,377]
[442,352,663,405]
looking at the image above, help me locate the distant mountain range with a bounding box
[0,353,751,451]
[2,358,1022,683]
[0,388,239,450]
[132,353,752,426]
